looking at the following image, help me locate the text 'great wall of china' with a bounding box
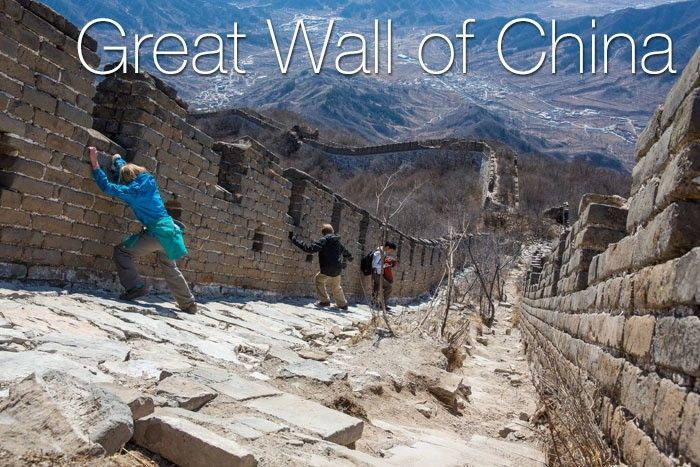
[521,47,699,466]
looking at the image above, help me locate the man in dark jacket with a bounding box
[290,224,353,310]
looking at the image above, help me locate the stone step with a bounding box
[208,373,281,401]
[245,393,363,446]
[133,413,257,467]
[156,406,288,441]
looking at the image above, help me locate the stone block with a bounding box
[580,203,628,231]
[653,316,700,377]
[632,202,700,270]
[156,375,217,411]
[245,393,363,446]
[577,193,626,216]
[99,383,155,420]
[679,392,700,464]
[621,420,654,467]
[619,363,659,428]
[655,142,700,206]
[652,378,686,451]
[574,226,625,251]
[626,177,659,232]
[133,414,257,467]
[659,47,700,133]
[623,315,655,360]
[635,105,662,160]
[670,88,700,153]
[632,125,672,195]
[0,371,132,458]
[208,374,281,401]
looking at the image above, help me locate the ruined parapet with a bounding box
[0,0,126,285]
[520,48,700,466]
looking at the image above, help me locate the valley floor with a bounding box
[0,272,545,466]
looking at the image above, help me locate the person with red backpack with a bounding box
[370,241,398,310]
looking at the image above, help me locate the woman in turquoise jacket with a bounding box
[88,146,197,314]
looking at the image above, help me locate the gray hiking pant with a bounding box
[372,272,392,305]
[114,232,195,309]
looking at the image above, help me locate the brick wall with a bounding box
[0,0,126,285]
[520,48,700,466]
[0,0,445,301]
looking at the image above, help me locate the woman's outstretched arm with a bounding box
[88,146,135,200]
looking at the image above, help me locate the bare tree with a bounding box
[465,233,521,327]
[372,165,424,336]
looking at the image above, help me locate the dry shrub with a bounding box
[529,337,616,466]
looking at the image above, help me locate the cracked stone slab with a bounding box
[156,375,217,411]
[99,383,154,420]
[245,393,363,446]
[0,351,112,384]
[0,371,132,457]
[133,414,257,467]
[100,359,170,381]
[282,360,347,384]
[209,374,281,401]
[35,333,130,364]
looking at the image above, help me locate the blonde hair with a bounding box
[120,163,148,184]
[321,224,334,235]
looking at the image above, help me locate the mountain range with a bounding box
[44,0,700,169]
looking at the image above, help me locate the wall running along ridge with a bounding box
[188,108,515,211]
[0,0,449,300]
[521,47,700,466]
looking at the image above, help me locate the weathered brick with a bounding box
[26,264,64,281]
[21,86,57,113]
[0,189,21,209]
[56,100,91,128]
[621,420,655,467]
[0,111,27,135]
[653,316,700,377]
[619,362,659,427]
[635,105,662,160]
[46,133,82,157]
[659,48,700,133]
[679,392,700,464]
[0,261,27,279]
[626,177,659,232]
[58,186,94,208]
[21,194,61,216]
[21,9,64,46]
[42,234,82,252]
[33,109,74,135]
[580,203,628,231]
[652,378,686,452]
[655,142,700,206]
[0,207,31,229]
[670,88,700,153]
[31,214,72,236]
[623,315,655,359]
[632,202,700,270]
[0,172,55,197]
[632,125,672,195]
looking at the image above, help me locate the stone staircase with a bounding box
[0,285,373,465]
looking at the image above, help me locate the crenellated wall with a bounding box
[521,48,700,466]
[0,0,445,301]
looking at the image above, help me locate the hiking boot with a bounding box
[180,303,198,314]
[315,301,331,308]
[119,286,149,301]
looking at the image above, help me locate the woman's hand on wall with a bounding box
[87,146,99,170]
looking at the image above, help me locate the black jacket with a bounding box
[292,234,353,277]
